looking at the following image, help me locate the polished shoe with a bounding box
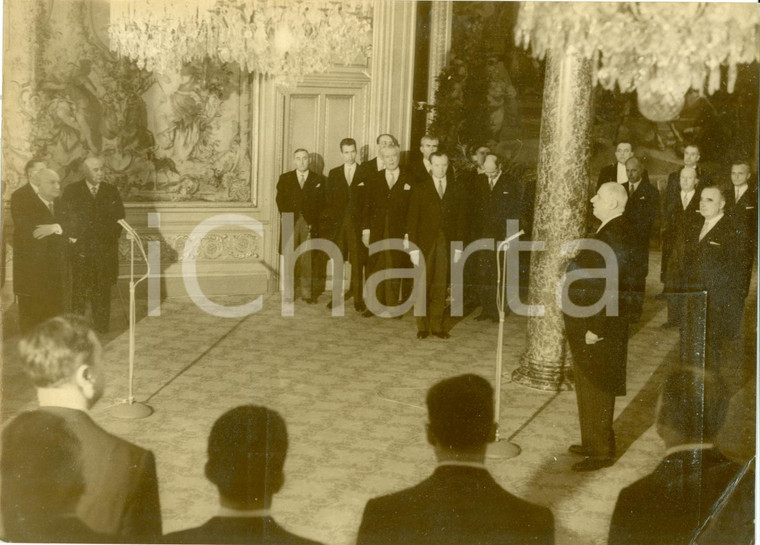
[571,456,615,472]
[362,309,374,318]
[432,331,450,339]
[661,320,678,329]
[568,444,588,456]
[417,331,429,339]
[354,302,367,313]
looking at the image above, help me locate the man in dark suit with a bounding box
[660,143,713,293]
[725,159,757,298]
[356,374,554,545]
[11,168,66,333]
[664,143,713,207]
[2,411,112,543]
[60,156,125,333]
[321,138,366,312]
[661,167,702,328]
[408,134,452,186]
[681,186,742,371]
[361,145,413,316]
[609,368,751,545]
[163,405,323,545]
[563,182,631,472]
[596,140,651,190]
[357,133,398,178]
[15,315,162,541]
[459,144,491,308]
[621,156,659,322]
[472,153,523,322]
[276,149,323,303]
[407,152,465,339]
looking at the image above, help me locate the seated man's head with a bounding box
[205,405,288,509]
[656,368,728,448]
[18,316,104,409]
[1,411,85,539]
[426,374,495,460]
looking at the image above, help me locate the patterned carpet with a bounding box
[2,267,755,545]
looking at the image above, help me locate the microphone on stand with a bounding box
[109,217,153,420]
[117,218,138,235]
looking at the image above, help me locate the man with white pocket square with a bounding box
[681,186,743,372]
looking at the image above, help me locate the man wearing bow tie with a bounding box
[682,186,742,371]
[725,159,756,298]
[407,152,465,339]
[11,166,66,332]
[276,149,323,304]
[472,154,524,322]
[322,138,366,312]
[621,156,659,323]
[60,156,125,333]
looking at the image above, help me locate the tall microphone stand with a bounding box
[109,220,153,419]
[486,229,524,460]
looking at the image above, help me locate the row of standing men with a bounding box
[276,134,528,339]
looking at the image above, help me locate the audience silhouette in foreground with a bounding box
[608,368,754,545]
[356,373,555,545]
[163,405,324,544]
[1,411,113,543]
[13,315,162,542]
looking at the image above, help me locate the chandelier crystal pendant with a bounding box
[515,2,760,121]
[109,0,374,84]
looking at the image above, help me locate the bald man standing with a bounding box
[563,183,632,472]
[11,168,66,332]
[61,156,125,333]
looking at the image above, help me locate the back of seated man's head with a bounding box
[205,405,288,509]
[656,368,729,447]
[1,411,85,539]
[426,374,494,454]
[18,315,102,391]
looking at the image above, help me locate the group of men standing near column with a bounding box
[11,156,125,335]
[563,139,756,473]
[275,134,529,339]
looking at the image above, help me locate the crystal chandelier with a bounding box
[109,0,373,84]
[515,2,760,121]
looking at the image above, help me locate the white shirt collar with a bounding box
[437,460,487,470]
[86,181,100,192]
[37,388,89,411]
[735,184,748,198]
[665,443,715,457]
[702,212,724,232]
[216,507,271,518]
[597,212,623,233]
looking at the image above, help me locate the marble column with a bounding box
[512,48,594,391]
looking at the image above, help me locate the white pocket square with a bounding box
[639,196,645,200]
[404,184,411,190]
[357,182,364,187]
[746,206,755,210]
[708,241,721,246]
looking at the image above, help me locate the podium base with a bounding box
[109,401,154,420]
[486,439,521,460]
